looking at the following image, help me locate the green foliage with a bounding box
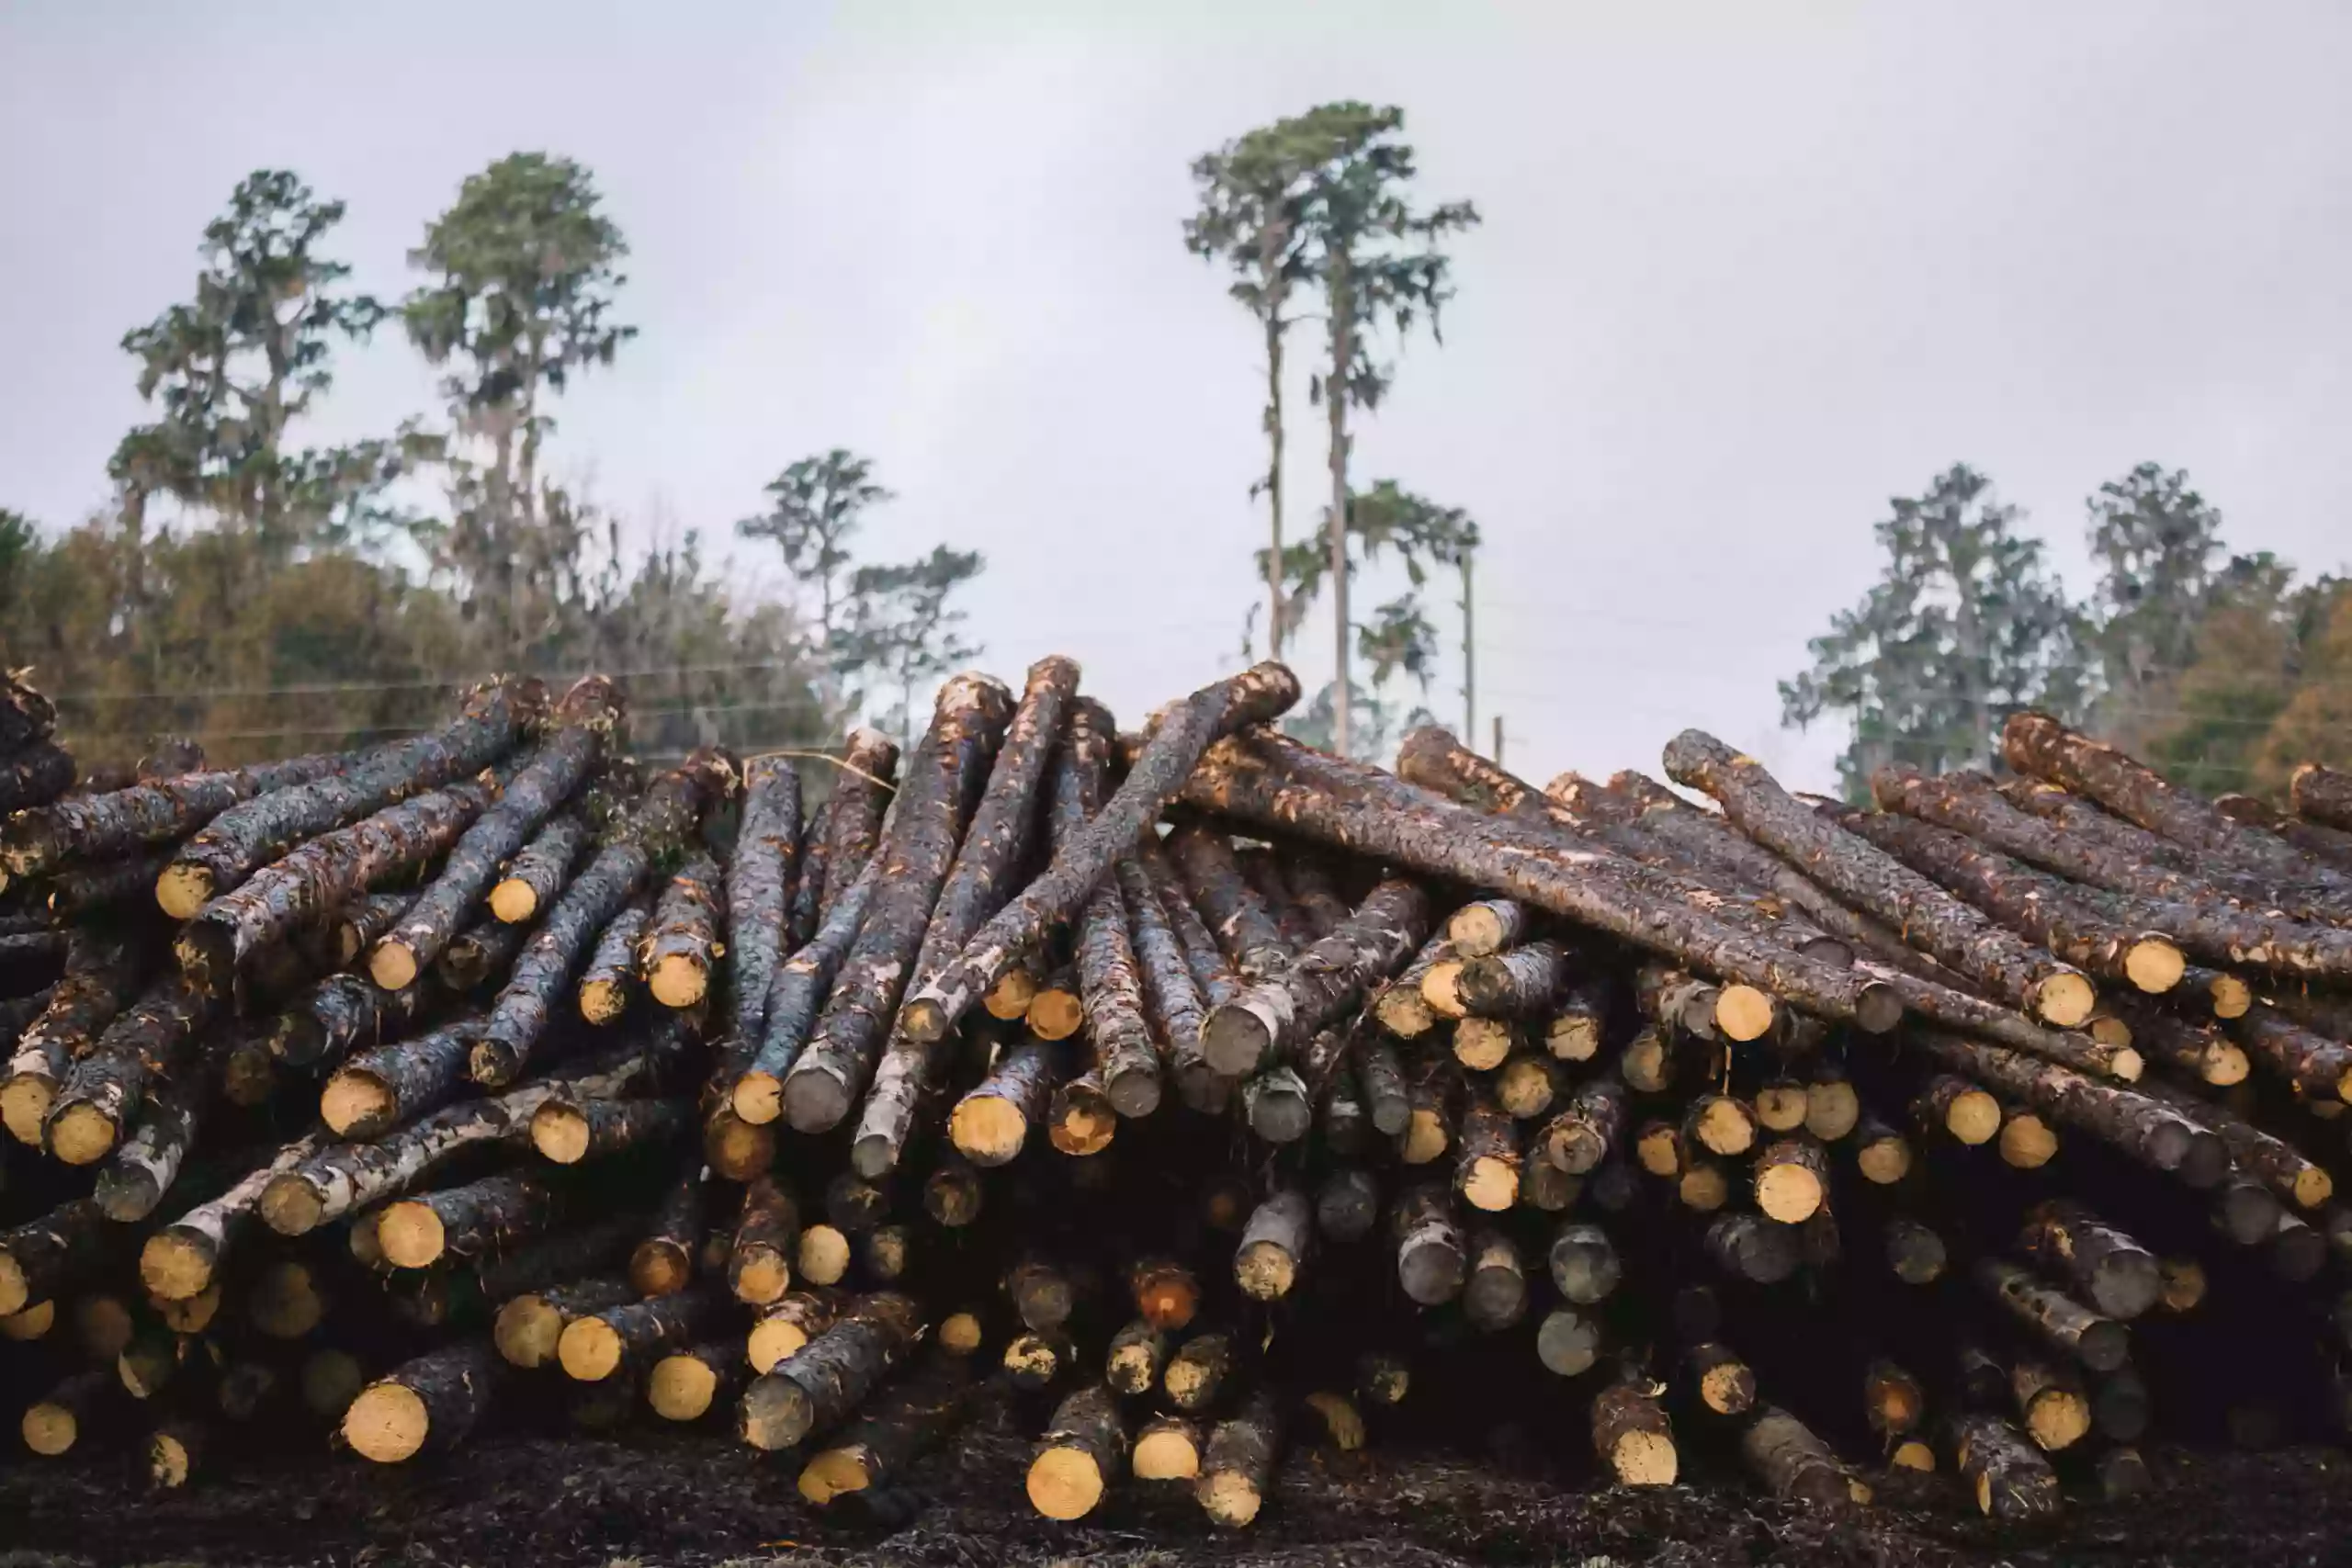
[1781,464,2090,800]
[734,449,893,647]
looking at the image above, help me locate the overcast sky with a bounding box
[3,0,2346,791]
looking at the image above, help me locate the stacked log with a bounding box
[8,666,2352,1539]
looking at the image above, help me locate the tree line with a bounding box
[1782,460,2352,801]
[0,157,979,768]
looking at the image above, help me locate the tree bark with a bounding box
[1948,1412,2061,1519]
[471,843,649,1086]
[2292,761,2352,832]
[1538,1075,1626,1175]
[161,681,527,918]
[817,728,902,924]
[725,756,803,1044]
[44,976,214,1165]
[342,1339,506,1464]
[529,1095,686,1165]
[1,932,141,1146]
[798,1349,972,1503]
[2139,1077,2333,1210]
[91,1063,204,1222]
[1919,1031,2215,1180]
[739,1290,924,1450]
[1235,1188,1312,1301]
[2018,1200,2162,1319]
[899,663,1302,1043]
[321,1016,480,1138]
[379,1168,565,1269]
[1166,821,1293,981]
[1198,1389,1281,1528]
[784,676,1012,1132]
[1204,878,1430,1077]
[1592,1372,1679,1486]
[1662,730,2094,1027]
[1180,731,1903,1035]
[0,739,75,812]
[1975,1257,2129,1371]
[0,1196,111,1315]
[786,795,835,950]
[576,892,652,1023]
[370,679,620,988]
[1026,1382,1128,1520]
[489,811,590,925]
[557,1292,718,1382]
[3,749,351,877]
[642,852,725,1010]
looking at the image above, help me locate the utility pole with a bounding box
[1492,714,1505,768]
[1460,551,1476,746]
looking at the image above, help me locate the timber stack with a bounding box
[6,656,2352,1532]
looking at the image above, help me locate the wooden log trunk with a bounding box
[798,1350,972,1504]
[321,1017,480,1139]
[2291,761,2352,831]
[343,1340,506,1464]
[2,749,351,877]
[490,811,590,925]
[642,852,725,1010]
[1027,1382,1128,1520]
[577,893,653,1023]
[1197,1391,1281,1528]
[1948,1412,2061,1519]
[739,1291,924,1450]
[44,977,214,1165]
[1204,879,1431,1077]
[818,728,902,922]
[2,932,141,1147]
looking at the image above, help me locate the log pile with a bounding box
[8,660,2352,1533]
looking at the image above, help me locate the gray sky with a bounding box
[4,0,2347,791]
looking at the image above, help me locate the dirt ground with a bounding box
[7,1392,2352,1568]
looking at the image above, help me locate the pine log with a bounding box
[1452,1086,1521,1211]
[899,662,1301,1043]
[2102,995,2247,1087]
[1976,1258,2128,1371]
[489,811,589,924]
[2218,792,2352,871]
[798,1350,972,1504]
[748,1290,845,1373]
[642,852,725,1010]
[1140,833,1240,1018]
[1454,939,1571,1020]
[1741,1406,1870,1506]
[1834,805,2185,994]
[576,892,653,1023]
[1,932,141,1146]
[2017,1200,2161,1319]
[1179,731,1904,1035]
[784,676,1012,1132]
[379,1169,565,1269]
[648,1338,752,1423]
[1106,1315,1172,1395]
[786,795,835,951]
[1537,1306,1604,1376]
[473,847,648,1083]
[739,1290,924,1450]
[558,1292,717,1383]
[370,678,620,987]
[1592,1373,1679,1486]
[1205,878,1431,1078]
[1549,1220,1623,1304]
[721,1176,800,1305]
[1448,897,1531,958]
[272,971,429,1072]
[321,1017,479,1138]
[734,853,883,1122]
[1688,1341,1757,1416]
[92,1065,204,1222]
[343,1340,505,1463]
[818,728,902,922]
[3,749,350,877]
[1072,859,1162,1119]
[1686,1092,1758,1159]
[1461,1227,1529,1329]
[1706,1213,1799,1285]
[1167,822,1294,983]
[1997,1105,2058,1169]
[2227,1002,2352,1100]
[1662,730,2094,1027]
[162,681,526,918]
[1027,1382,1128,1520]
[2005,710,2352,897]
[1197,1390,1280,1528]
[949,1036,1064,1165]
[1391,1181,1466,1304]
[44,977,214,1165]
[1919,1032,2213,1179]
[437,919,526,993]
[42,851,172,918]
[1753,1137,1830,1224]
[0,1196,110,1315]
[1235,1189,1312,1301]
[1948,1413,2061,1519]
[723,756,801,1047]
[1538,1075,1626,1175]
[1119,854,1213,1109]
[529,1095,685,1165]
[492,1275,638,1369]
[2140,1077,2333,1210]
[1047,1068,1117,1156]
[1374,932,1453,1038]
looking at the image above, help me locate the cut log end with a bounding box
[1400,1107,1449,1166]
[1199,1470,1263,1528]
[949,1095,1030,1166]
[370,943,422,993]
[1453,1018,1513,1071]
[900,996,953,1043]
[985,969,1040,1021]
[150,1428,198,1487]
[1,1077,54,1147]
[1460,1156,1518,1213]
[1715,985,1775,1043]
[155,862,214,920]
[558,1318,626,1382]
[488,879,539,924]
[1026,1446,1106,1520]
[2123,938,2186,995]
[1945,1089,2001,1145]
[1026,989,1084,1042]
[376,1203,447,1269]
[648,1354,719,1420]
[648,953,709,1010]
[1756,1165,1825,1225]
[2296,1167,2335,1210]
[532,1104,593,1164]
[732,1247,791,1305]
[797,1225,852,1287]
[139,1234,216,1303]
[21,1402,79,1456]
[1607,1428,1679,1487]
[2030,971,2098,1030]
[1235,1241,1298,1301]
[1203,1005,1276,1078]
[1857,1134,1911,1187]
[799,1448,871,1504]
[321,1073,394,1138]
[2208,973,2253,1019]
[344,1383,430,1464]
[1892,1440,1935,1472]
[2024,1391,2090,1452]
[1,1300,56,1340]
[494,1300,565,1369]
[47,1102,119,1166]
[1998,1113,2059,1170]
[783,1072,854,1134]
[579,978,629,1025]
[1134,1424,1202,1481]
[730,1072,783,1127]
[940,1312,985,1356]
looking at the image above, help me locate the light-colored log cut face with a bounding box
[630,1240,690,1299]
[1756,1163,1824,1224]
[797,1226,850,1287]
[1026,990,1084,1042]
[557,1317,624,1382]
[1133,1426,1200,1481]
[48,1102,118,1166]
[150,1431,195,1486]
[2123,939,2186,995]
[949,1097,1027,1165]
[1,1299,57,1340]
[938,1312,984,1356]
[1200,1470,1263,1526]
[1546,1012,1600,1062]
[1713,985,1775,1043]
[1857,1134,1913,1186]
[368,943,421,992]
[1945,1089,2001,1145]
[1678,1166,1728,1213]
[1636,1126,1681,1178]
[343,1382,429,1463]
[1999,1113,2059,1169]
[1754,1084,1809,1133]
[1453,1018,1513,1072]
[495,1299,564,1369]
[731,1246,791,1306]
[1234,1240,1296,1301]
[21,1403,77,1456]
[1699,1360,1753,1415]
[578,979,628,1024]
[984,970,1039,1021]
[1025,1447,1104,1520]
[798,1447,872,1504]
[155,862,214,921]
[1804,1082,1860,1142]
[1459,1156,1518,1213]
[321,1073,393,1138]
[648,954,708,1010]
[2032,971,2097,1030]
[648,1353,718,1420]
[2024,1390,2089,1452]
[1893,1439,1935,1472]
[1692,1097,1755,1158]
[488,879,538,924]
[747,1319,809,1375]
[1398,1108,1448,1166]
[376,1204,447,1269]
[1609,1429,1679,1486]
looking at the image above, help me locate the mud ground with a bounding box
[6,1391,2351,1568]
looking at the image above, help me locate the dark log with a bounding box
[899,663,1301,1043]
[2103,994,2247,1087]
[529,1095,686,1165]
[470,843,650,1087]
[1538,1075,1626,1175]
[1498,1052,1566,1120]
[723,1175,801,1305]
[650,1338,753,1423]
[734,852,882,1123]
[1885,1217,1948,1284]
[0,671,56,750]
[1455,1086,1521,1211]
[949,1035,1064,1165]
[1688,1341,1756,1416]
[161,680,526,918]
[1593,1371,1679,1486]
[1168,822,1295,985]
[739,1290,924,1450]
[1662,729,2094,1027]
[321,1017,479,1138]
[2227,1001,2352,1100]
[2140,1077,2333,1210]
[1948,1412,2061,1519]
[490,1266,639,1370]
[1107,1316,1172,1394]
[45,976,214,1165]
[1919,1032,2213,1179]
[139,1133,322,1301]
[1073,861,1162,1119]
[44,851,174,918]
[1915,1072,2001,1145]
[1027,1382,1128,1520]
[558,1292,718,1382]
[1178,731,1904,1035]
[2005,710,2352,897]
[92,1065,203,1222]
[1139,833,1239,1012]
[1120,855,1214,1110]
[1235,1189,1313,1301]
[576,893,652,1023]
[818,728,903,923]
[3,749,351,877]
[1394,1180,1467,1304]
[786,795,835,951]
[2292,761,2352,831]
[784,676,1012,1132]
[272,971,428,1072]
[1741,1406,1870,1507]
[0,739,75,812]
[643,852,725,1010]
[719,753,802,1040]
[1537,1306,1603,1376]
[19,1367,110,1457]
[1706,1213,1798,1285]
[2,932,141,1146]
[1048,1068,1117,1156]
[1157,1328,1231,1412]
[2018,1199,2163,1324]
[854,658,1076,1172]
[370,679,619,987]
[749,1290,846,1373]
[1197,1391,1281,1529]
[797,1350,972,1504]
[343,1340,505,1463]
[379,1168,564,1269]
[1456,939,1571,1018]
[0,1196,110,1315]
[2218,792,2352,872]
[489,811,590,925]
[1976,1258,2129,1371]
[437,919,526,993]
[1447,897,1531,958]
[1549,1220,1623,1304]
[1464,1227,1530,1329]
[1834,805,2186,994]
